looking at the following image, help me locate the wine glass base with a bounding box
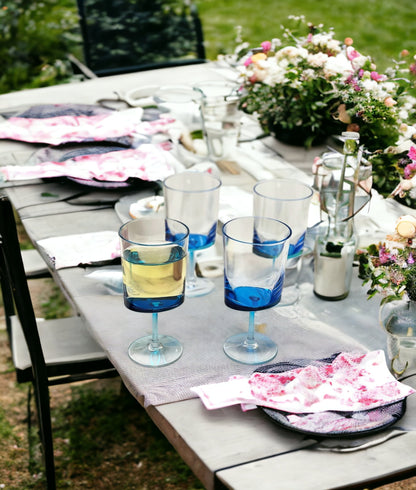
[186,277,215,298]
[128,335,183,367]
[223,332,278,365]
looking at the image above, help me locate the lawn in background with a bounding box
[196,0,416,71]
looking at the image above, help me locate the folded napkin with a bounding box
[191,350,415,414]
[0,107,174,145]
[0,143,176,182]
[37,231,120,269]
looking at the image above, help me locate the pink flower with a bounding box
[261,41,272,52]
[346,46,361,61]
[404,162,416,178]
[244,56,253,67]
[307,33,313,42]
[379,246,392,264]
[408,253,415,265]
[408,146,416,161]
[384,97,396,107]
[370,71,387,82]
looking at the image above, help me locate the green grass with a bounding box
[196,0,416,71]
[2,0,416,93]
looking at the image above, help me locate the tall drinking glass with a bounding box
[193,81,241,160]
[163,171,221,297]
[253,179,313,306]
[223,216,292,364]
[119,217,189,367]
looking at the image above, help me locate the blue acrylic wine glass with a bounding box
[222,216,292,364]
[253,179,313,306]
[163,171,221,297]
[119,217,189,367]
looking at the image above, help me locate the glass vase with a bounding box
[313,226,357,301]
[379,297,416,376]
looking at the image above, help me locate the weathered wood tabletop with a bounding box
[1,63,416,490]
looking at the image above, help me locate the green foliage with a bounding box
[0,0,81,94]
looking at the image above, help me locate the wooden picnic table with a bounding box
[1,63,416,490]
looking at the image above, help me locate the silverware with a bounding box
[315,428,408,452]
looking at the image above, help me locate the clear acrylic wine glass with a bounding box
[222,216,292,364]
[253,179,313,306]
[119,216,189,367]
[163,171,221,297]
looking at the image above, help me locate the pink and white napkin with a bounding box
[0,108,174,145]
[191,351,415,414]
[0,143,176,182]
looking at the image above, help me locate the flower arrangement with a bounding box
[358,215,416,303]
[370,134,416,208]
[231,16,416,151]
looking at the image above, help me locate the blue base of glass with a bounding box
[128,335,183,367]
[223,332,277,365]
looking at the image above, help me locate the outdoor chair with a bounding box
[75,0,207,77]
[0,194,117,490]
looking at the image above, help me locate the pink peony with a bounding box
[261,41,272,52]
[346,46,361,61]
[408,146,416,161]
[244,56,253,67]
[370,71,387,82]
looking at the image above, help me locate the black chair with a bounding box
[0,194,117,490]
[75,0,206,77]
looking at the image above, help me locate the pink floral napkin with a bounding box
[191,351,415,414]
[0,143,176,182]
[0,108,174,145]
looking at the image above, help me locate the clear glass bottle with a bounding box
[313,132,360,301]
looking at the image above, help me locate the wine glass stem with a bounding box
[150,312,160,350]
[186,249,198,289]
[246,310,256,346]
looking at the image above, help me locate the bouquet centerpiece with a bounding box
[358,215,416,304]
[358,214,416,375]
[228,15,416,152]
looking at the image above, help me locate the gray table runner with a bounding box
[74,273,369,407]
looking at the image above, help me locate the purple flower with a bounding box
[379,246,392,264]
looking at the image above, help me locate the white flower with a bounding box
[302,68,317,80]
[323,53,354,79]
[276,46,308,61]
[307,52,329,68]
[350,54,369,70]
[310,32,333,46]
[327,39,342,53]
[271,38,282,50]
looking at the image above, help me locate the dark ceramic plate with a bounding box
[254,356,406,438]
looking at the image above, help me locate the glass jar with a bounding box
[379,297,416,376]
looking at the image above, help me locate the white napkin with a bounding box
[191,350,415,414]
[37,231,120,269]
